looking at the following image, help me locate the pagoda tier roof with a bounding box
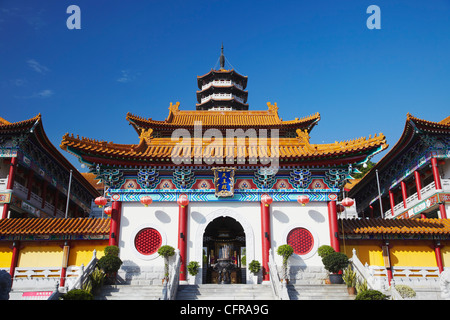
[196,98,249,110]
[339,218,450,237]
[197,69,248,89]
[196,84,248,100]
[61,120,387,168]
[0,114,100,197]
[0,217,110,237]
[127,102,320,134]
[349,113,450,198]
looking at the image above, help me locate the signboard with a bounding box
[212,167,235,197]
[0,193,11,204]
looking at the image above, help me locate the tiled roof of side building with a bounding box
[0,218,110,236]
[339,218,450,236]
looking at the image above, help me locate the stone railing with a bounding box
[268,249,290,300]
[162,249,181,300]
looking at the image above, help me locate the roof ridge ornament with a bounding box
[220,43,225,70]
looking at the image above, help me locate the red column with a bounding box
[327,201,340,252]
[401,181,407,208]
[9,241,20,279]
[2,157,17,219]
[389,190,395,217]
[177,201,188,282]
[431,158,442,190]
[414,171,422,200]
[59,243,70,288]
[439,203,447,219]
[434,243,444,273]
[260,201,271,281]
[109,201,122,246]
[383,243,393,286]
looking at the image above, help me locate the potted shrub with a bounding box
[317,245,335,258]
[355,289,387,300]
[97,254,123,284]
[248,260,261,284]
[342,267,357,294]
[157,245,175,283]
[277,244,294,283]
[187,261,200,284]
[60,288,93,300]
[97,246,122,284]
[321,251,349,284]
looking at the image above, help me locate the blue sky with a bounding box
[1,0,449,172]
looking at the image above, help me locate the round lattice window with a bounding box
[287,228,314,255]
[134,228,162,255]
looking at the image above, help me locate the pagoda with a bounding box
[60,48,387,286]
[196,45,249,111]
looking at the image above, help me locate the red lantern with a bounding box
[261,194,273,207]
[95,196,107,208]
[336,204,345,213]
[341,197,354,207]
[177,195,189,208]
[104,206,113,216]
[140,196,153,207]
[297,195,309,206]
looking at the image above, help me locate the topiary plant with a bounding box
[277,244,294,281]
[322,251,349,274]
[187,261,200,277]
[248,260,261,274]
[355,289,388,300]
[60,289,93,300]
[158,245,175,281]
[317,245,335,258]
[97,254,123,274]
[104,245,120,257]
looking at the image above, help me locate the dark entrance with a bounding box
[203,217,246,284]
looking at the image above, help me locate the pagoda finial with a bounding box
[219,43,225,70]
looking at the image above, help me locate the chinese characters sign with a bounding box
[212,167,235,197]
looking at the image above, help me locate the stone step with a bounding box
[95,284,164,300]
[176,284,276,300]
[287,284,355,300]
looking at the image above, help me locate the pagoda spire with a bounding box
[219,43,225,70]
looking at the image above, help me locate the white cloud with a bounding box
[27,59,49,74]
[117,69,140,83]
[36,89,54,98]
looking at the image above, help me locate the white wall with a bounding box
[118,200,331,284]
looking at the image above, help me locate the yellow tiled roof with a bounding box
[126,102,320,130]
[339,218,450,236]
[0,218,110,236]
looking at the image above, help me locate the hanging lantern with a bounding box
[95,196,108,208]
[297,195,309,206]
[261,194,273,207]
[104,206,113,216]
[336,204,345,213]
[177,195,189,208]
[341,197,355,208]
[140,196,153,207]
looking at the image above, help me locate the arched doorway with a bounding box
[203,216,246,284]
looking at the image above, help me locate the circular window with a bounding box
[287,227,314,255]
[134,228,162,255]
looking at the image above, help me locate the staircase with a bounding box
[176,284,276,300]
[287,284,355,300]
[95,284,164,300]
